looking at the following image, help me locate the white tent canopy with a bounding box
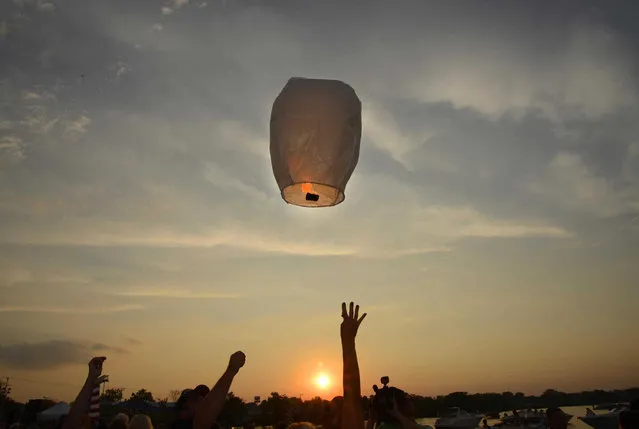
[38,402,71,421]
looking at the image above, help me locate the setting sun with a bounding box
[315,372,330,389]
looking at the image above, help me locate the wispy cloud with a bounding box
[112,288,244,299]
[0,268,33,286]
[125,337,143,346]
[21,115,59,134]
[0,304,145,314]
[91,343,129,354]
[170,0,189,8]
[161,6,173,15]
[204,162,268,201]
[0,340,128,370]
[36,0,55,12]
[22,90,56,102]
[530,152,638,218]
[114,61,130,80]
[65,115,91,138]
[0,136,25,165]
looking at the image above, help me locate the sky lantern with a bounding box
[270,77,362,207]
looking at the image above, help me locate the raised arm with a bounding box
[341,302,367,429]
[193,351,246,429]
[63,357,106,429]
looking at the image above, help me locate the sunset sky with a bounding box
[1,0,639,404]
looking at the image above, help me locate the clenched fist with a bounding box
[227,351,246,374]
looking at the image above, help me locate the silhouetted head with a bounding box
[108,414,129,429]
[322,396,343,429]
[128,415,152,429]
[175,385,209,418]
[546,408,568,429]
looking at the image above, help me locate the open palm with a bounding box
[341,302,367,342]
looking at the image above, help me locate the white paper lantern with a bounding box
[270,77,362,207]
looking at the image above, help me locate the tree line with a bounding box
[2,386,638,428]
[99,387,639,427]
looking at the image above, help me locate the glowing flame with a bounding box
[301,183,313,193]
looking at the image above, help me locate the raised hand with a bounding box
[341,302,367,343]
[227,351,246,374]
[87,357,106,382]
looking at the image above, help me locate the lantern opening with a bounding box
[281,182,345,207]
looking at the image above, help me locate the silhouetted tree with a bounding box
[129,389,154,403]
[100,388,125,403]
[169,389,182,402]
[218,392,246,427]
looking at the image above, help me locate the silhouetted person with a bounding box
[323,396,343,429]
[172,351,246,429]
[63,357,107,429]
[341,302,367,429]
[546,408,568,429]
[108,414,129,429]
[173,386,209,426]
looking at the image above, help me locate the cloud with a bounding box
[36,0,55,12]
[0,340,127,370]
[151,23,163,32]
[114,61,130,80]
[170,0,189,8]
[204,162,268,201]
[22,90,56,102]
[161,6,173,15]
[65,115,91,138]
[112,288,244,299]
[530,152,639,218]
[344,9,637,123]
[91,343,129,354]
[0,201,571,259]
[21,115,59,134]
[125,337,143,346]
[0,304,145,314]
[363,103,433,168]
[0,136,25,165]
[0,268,33,286]
[10,0,55,11]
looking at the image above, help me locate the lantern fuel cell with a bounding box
[270,78,362,208]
